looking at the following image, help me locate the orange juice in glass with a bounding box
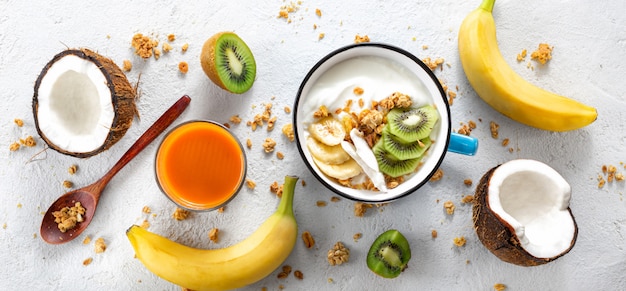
[155,120,246,211]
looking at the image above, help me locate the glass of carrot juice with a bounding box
[155,120,247,211]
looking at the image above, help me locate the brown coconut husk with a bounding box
[33,48,137,158]
[472,165,578,267]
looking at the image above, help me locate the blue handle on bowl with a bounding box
[447,133,478,156]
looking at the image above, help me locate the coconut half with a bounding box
[473,159,578,266]
[33,49,137,158]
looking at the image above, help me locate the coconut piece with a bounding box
[33,49,137,158]
[473,159,577,266]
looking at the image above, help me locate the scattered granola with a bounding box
[167,34,176,42]
[9,142,20,151]
[68,164,78,175]
[282,123,295,142]
[489,121,500,139]
[52,202,86,232]
[83,236,92,245]
[209,228,219,243]
[246,179,256,189]
[531,43,553,65]
[353,233,362,242]
[354,202,373,217]
[318,33,325,40]
[461,195,475,204]
[354,34,370,44]
[327,242,350,266]
[172,208,190,220]
[453,236,466,247]
[246,138,252,149]
[162,42,173,53]
[330,196,341,202]
[494,283,507,291]
[270,181,283,198]
[463,179,473,186]
[284,106,292,114]
[294,270,304,280]
[63,180,73,188]
[95,237,107,253]
[443,200,455,215]
[315,8,322,17]
[316,201,327,207]
[516,49,527,62]
[217,206,225,213]
[502,138,510,147]
[276,151,285,160]
[122,59,132,72]
[262,138,277,153]
[598,164,625,188]
[142,206,151,214]
[83,257,93,266]
[430,169,444,182]
[230,115,242,124]
[131,33,158,59]
[181,43,189,52]
[302,231,315,248]
[22,136,37,147]
[423,57,445,71]
[431,229,438,239]
[14,118,24,127]
[178,61,188,74]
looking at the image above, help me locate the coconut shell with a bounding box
[472,165,578,267]
[33,48,137,158]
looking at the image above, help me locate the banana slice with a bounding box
[309,116,345,146]
[306,137,351,165]
[312,156,362,180]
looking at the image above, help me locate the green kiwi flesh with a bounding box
[214,33,256,94]
[373,139,421,178]
[382,126,432,160]
[387,105,438,143]
[367,229,411,278]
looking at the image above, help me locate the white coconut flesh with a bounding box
[36,54,115,154]
[487,159,575,259]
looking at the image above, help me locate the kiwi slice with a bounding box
[382,126,432,160]
[367,229,411,278]
[387,105,438,143]
[373,139,421,178]
[200,32,256,94]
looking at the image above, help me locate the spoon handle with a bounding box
[93,95,191,191]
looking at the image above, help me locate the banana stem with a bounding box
[276,175,298,215]
[479,0,495,12]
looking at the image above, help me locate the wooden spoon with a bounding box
[40,95,191,244]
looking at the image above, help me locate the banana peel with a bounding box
[127,176,299,291]
[458,0,597,131]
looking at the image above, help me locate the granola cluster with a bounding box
[52,202,86,233]
[327,242,350,266]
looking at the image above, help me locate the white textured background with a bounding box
[1,0,625,290]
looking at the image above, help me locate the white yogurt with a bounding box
[299,55,443,197]
[301,56,433,127]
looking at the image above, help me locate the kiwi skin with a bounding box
[200,31,256,94]
[367,229,411,279]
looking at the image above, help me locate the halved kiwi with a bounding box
[367,229,411,278]
[382,126,432,160]
[200,32,256,94]
[387,105,438,143]
[373,139,421,178]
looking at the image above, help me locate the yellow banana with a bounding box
[458,0,597,131]
[127,176,299,291]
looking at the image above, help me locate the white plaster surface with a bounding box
[1,0,625,290]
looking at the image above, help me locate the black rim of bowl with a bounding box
[293,42,451,203]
